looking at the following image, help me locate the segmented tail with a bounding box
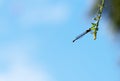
[73,28,91,42]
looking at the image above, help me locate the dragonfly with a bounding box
[73,28,91,42]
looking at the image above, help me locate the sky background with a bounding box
[0,0,120,81]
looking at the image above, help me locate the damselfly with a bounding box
[73,28,91,42]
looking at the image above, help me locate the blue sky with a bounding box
[0,0,120,81]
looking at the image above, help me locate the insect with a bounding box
[73,25,98,42]
[73,28,91,42]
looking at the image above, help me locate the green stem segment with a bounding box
[92,0,104,40]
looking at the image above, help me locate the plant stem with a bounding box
[73,0,105,42]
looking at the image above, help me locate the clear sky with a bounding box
[0,0,119,81]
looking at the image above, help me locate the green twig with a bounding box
[73,0,105,42]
